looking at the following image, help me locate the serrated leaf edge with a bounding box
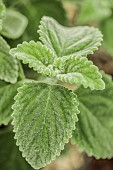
[38,16,103,57]
[12,81,80,169]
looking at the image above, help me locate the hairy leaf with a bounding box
[0,36,18,83]
[0,81,22,125]
[10,40,105,90]
[0,130,33,170]
[38,16,103,57]
[1,9,28,39]
[72,74,113,158]
[12,82,79,169]
[0,1,6,32]
[77,0,112,24]
[54,56,105,90]
[10,41,57,77]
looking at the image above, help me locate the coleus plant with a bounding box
[0,2,113,169]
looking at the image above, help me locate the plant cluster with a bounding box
[0,0,113,170]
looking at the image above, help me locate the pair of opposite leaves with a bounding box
[3,16,106,169]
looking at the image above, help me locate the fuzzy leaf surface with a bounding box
[72,74,113,158]
[1,9,28,39]
[10,41,57,77]
[0,130,33,170]
[38,16,103,57]
[10,40,105,90]
[0,81,22,125]
[12,82,79,169]
[54,56,105,90]
[0,36,18,83]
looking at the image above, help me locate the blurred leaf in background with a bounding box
[0,0,6,32]
[72,74,113,159]
[0,81,22,125]
[3,0,67,46]
[76,0,112,24]
[0,129,33,170]
[100,16,113,55]
[1,9,28,39]
[62,0,113,57]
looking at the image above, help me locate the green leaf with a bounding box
[101,17,113,55]
[12,82,79,169]
[77,0,112,24]
[0,130,33,170]
[4,0,67,45]
[0,36,18,83]
[38,16,103,57]
[0,79,7,87]
[54,56,105,90]
[10,40,104,90]
[71,73,113,158]
[0,0,6,32]
[1,9,28,39]
[0,81,22,125]
[10,41,57,77]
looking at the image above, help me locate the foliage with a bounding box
[71,74,113,159]
[0,36,18,83]
[0,81,22,125]
[0,1,113,170]
[0,129,33,169]
[12,82,79,169]
[10,16,105,169]
[3,0,67,45]
[69,0,113,55]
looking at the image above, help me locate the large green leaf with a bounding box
[54,56,105,90]
[76,0,112,24]
[10,41,57,77]
[0,81,22,125]
[72,74,113,158]
[0,36,18,83]
[0,0,6,32]
[38,16,103,57]
[0,130,33,170]
[1,9,28,39]
[12,82,79,169]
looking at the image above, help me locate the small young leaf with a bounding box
[10,41,57,77]
[54,56,105,90]
[0,81,22,125]
[0,1,6,32]
[0,130,33,170]
[0,36,18,83]
[12,82,79,169]
[1,9,28,39]
[71,74,113,158]
[10,40,105,90]
[38,16,103,57]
